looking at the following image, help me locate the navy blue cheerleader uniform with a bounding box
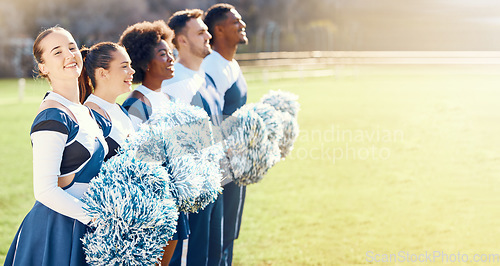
[122,85,189,241]
[202,51,248,265]
[163,62,224,266]
[5,91,109,266]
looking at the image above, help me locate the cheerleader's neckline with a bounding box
[135,84,163,95]
[46,91,83,108]
[86,94,118,110]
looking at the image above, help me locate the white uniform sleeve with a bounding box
[32,131,92,224]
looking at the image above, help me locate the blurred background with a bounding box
[3,0,500,77]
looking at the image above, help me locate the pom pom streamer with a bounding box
[260,90,300,159]
[260,90,300,118]
[82,150,178,265]
[223,106,277,185]
[278,112,299,158]
[192,144,224,210]
[246,103,283,166]
[82,100,225,264]
[120,100,223,212]
[221,90,300,185]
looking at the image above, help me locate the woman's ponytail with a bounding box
[78,47,93,104]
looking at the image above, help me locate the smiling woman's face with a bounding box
[146,39,175,81]
[38,30,83,81]
[104,47,135,96]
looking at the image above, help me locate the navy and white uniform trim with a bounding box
[122,85,169,130]
[162,62,223,126]
[85,94,134,160]
[201,50,248,118]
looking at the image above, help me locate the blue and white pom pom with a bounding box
[153,101,223,212]
[246,103,283,167]
[81,100,226,264]
[222,105,278,185]
[82,150,178,265]
[260,90,300,158]
[190,143,225,211]
[122,100,223,212]
[121,123,203,212]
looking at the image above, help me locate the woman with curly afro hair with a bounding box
[119,20,185,265]
[120,20,175,130]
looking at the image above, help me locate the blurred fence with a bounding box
[236,51,500,81]
[4,48,500,79]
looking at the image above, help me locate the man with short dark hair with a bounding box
[162,9,225,266]
[202,4,249,265]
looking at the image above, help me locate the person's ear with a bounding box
[214,24,224,36]
[38,63,48,76]
[178,35,188,47]
[96,67,109,80]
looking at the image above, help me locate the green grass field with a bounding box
[2,65,500,265]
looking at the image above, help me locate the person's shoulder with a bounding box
[202,55,225,78]
[162,72,188,87]
[84,101,106,118]
[39,99,69,115]
[122,88,152,121]
[123,89,150,109]
[37,100,79,122]
[128,89,145,101]
[202,52,226,69]
[230,58,242,70]
[165,63,194,84]
[31,103,77,136]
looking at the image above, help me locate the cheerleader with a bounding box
[163,9,225,266]
[5,27,108,266]
[119,20,185,265]
[120,21,174,130]
[78,42,136,160]
[203,4,250,265]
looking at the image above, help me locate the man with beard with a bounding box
[202,3,249,265]
[162,9,225,266]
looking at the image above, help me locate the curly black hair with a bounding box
[118,20,172,83]
[204,3,234,45]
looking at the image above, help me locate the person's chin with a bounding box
[65,71,81,79]
[123,85,132,93]
[239,37,248,45]
[203,49,212,58]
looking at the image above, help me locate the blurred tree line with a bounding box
[0,0,336,77]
